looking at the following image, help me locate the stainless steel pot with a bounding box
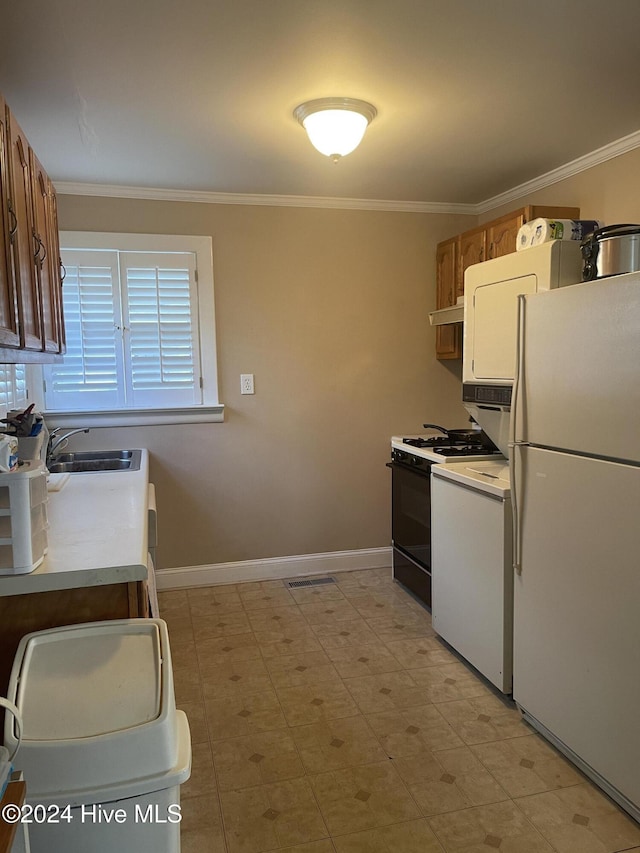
[581,224,640,281]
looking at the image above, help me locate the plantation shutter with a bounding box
[44,251,125,411]
[43,248,202,412]
[120,252,202,408]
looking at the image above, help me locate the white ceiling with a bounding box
[2,0,639,207]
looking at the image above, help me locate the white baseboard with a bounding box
[155,547,392,590]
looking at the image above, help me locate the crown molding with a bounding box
[477,128,640,215]
[54,127,640,215]
[53,182,476,215]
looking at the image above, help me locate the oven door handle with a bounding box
[386,461,432,480]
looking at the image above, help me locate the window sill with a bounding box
[43,405,225,429]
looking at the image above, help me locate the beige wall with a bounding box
[479,146,640,224]
[56,197,475,569]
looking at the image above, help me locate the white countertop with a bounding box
[0,450,149,596]
[431,459,511,498]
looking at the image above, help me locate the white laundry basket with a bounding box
[4,619,191,853]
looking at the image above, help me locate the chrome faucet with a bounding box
[46,428,90,465]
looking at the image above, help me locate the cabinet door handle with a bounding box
[39,238,47,265]
[32,230,40,261]
[7,201,18,241]
[60,259,66,282]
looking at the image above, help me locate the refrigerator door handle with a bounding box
[510,441,526,574]
[509,293,527,575]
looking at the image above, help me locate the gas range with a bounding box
[391,434,504,465]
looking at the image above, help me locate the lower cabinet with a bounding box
[0,582,149,697]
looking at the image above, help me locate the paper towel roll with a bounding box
[517,219,604,251]
[516,222,534,251]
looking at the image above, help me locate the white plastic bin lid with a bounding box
[16,620,162,739]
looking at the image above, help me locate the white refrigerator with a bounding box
[510,271,640,822]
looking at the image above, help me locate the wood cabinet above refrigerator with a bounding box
[433,204,580,360]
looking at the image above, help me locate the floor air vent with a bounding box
[286,577,337,589]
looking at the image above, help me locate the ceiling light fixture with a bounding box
[294,97,377,162]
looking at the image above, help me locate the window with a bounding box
[0,364,27,414]
[38,233,222,426]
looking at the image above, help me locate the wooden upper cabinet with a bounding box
[486,210,524,260]
[5,108,42,351]
[30,151,62,353]
[435,236,462,360]
[485,204,581,261]
[0,96,65,361]
[433,204,581,360]
[457,226,486,298]
[0,96,20,348]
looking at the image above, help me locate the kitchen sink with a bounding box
[48,449,142,474]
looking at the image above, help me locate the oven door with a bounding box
[388,459,434,608]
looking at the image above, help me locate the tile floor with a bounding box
[158,568,640,853]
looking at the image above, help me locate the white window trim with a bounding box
[32,231,224,427]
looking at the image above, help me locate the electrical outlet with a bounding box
[240,374,255,395]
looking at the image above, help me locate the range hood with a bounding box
[428,304,463,325]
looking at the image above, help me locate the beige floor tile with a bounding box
[205,688,287,740]
[410,663,493,703]
[366,705,464,757]
[394,745,508,817]
[334,569,392,588]
[384,637,458,669]
[164,612,195,646]
[323,643,403,679]
[212,729,305,791]
[192,610,253,641]
[291,716,387,773]
[171,639,200,670]
[158,588,190,617]
[287,585,347,604]
[310,761,420,835]
[428,800,554,852]
[174,662,204,704]
[333,818,445,852]
[351,595,422,621]
[187,583,239,595]
[180,793,226,853]
[281,842,336,853]
[265,650,342,690]
[237,580,290,593]
[313,619,380,650]
[299,600,361,626]
[365,614,435,642]
[343,669,433,713]
[515,783,640,853]
[240,587,296,611]
[255,626,324,658]
[188,587,244,617]
[472,734,585,797]
[221,777,328,853]
[247,605,309,633]
[436,694,533,745]
[179,699,209,744]
[276,681,360,727]
[196,632,262,665]
[182,740,218,800]
[200,657,272,700]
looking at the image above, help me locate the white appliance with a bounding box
[462,240,582,455]
[510,271,640,822]
[431,460,513,692]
